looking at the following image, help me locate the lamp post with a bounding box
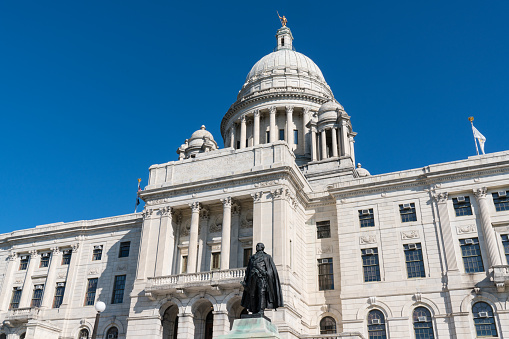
[91,301,106,339]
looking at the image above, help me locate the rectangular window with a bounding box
[211,253,221,270]
[40,252,50,268]
[111,275,126,304]
[362,248,381,282]
[53,283,65,308]
[236,140,240,149]
[92,245,103,261]
[118,241,131,258]
[279,129,285,141]
[404,243,425,278]
[317,258,334,290]
[294,130,298,144]
[9,288,22,309]
[61,250,72,265]
[31,285,44,307]
[453,196,473,216]
[243,248,252,267]
[460,238,484,273]
[19,256,29,270]
[266,131,270,143]
[359,208,375,227]
[399,203,417,222]
[492,191,509,212]
[316,220,331,239]
[181,256,188,274]
[501,235,509,264]
[84,278,98,306]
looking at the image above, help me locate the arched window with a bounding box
[106,327,118,339]
[413,307,434,338]
[320,316,337,334]
[367,310,386,339]
[79,328,89,339]
[472,302,497,337]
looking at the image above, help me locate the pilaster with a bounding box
[231,201,241,268]
[221,197,232,269]
[253,110,260,146]
[155,207,174,277]
[41,247,61,308]
[212,310,230,336]
[269,106,277,143]
[286,105,294,149]
[61,242,80,310]
[19,250,38,308]
[188,202,201,273]
[473,187,502,267]
[198,207,210,272]
[0,251,18,311]
[432,192,459,271]
[176,313,195,339]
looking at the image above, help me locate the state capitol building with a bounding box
[0,23,508,339]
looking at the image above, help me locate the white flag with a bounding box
[472,125,486,154]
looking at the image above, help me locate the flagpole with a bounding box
[134,178,141,213]
[468,117,479,156]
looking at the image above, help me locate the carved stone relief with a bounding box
[456,224,477,234]
[316,245,333,254]
[401,231,419,240]
[359,235,377,244]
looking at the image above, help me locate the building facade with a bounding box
[0,24,508,339]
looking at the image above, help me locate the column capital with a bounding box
[29,249,38,258]
[272,187,287,200]
[285,105,294,114]
[142,208,155,219]
[240,114,246,122]
[190,202,201,213]
[473,187,488,199]
[432,191,448,203]
[251,191,263,203]
[160,206,173,217]
[200,207,210,220]
[8,251,17,261]
[71,242,80,253]
[269,106,276,114]
[303,107,311,116]
[253,109,260,117]
[221,197,232,208]
[51,247,60,255]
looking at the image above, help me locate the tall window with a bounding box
[92,245,103,261]
[266,131,270,143]
[243,248,252,267]
[367,310,386,339]
[502,235,509,264]
[320,316,337,334]
[413,307,434,338]
[236,140,240,149]
[79,329,89,339]
[31,285,44,307]
[472,302,497,337]
[111,275,126,304]
[317,258,334,290]
[84,278,98,306]
[492,191,509,212]
[362,248,381,282]
[118,241,131,258]
[460,238,484,273]
[211,253,221,270]
[9,288,22,309]
[359,209,375,227]
[294,130,298,144]
[61,250,72,265]
[53,283,65,308]
[19,256,29,270]
[453,196,473,216]
[279,129,285,141]
[404,243,426,278]
[316,220,331,239]
[106,327,119,339]
[40,252,50,268]
[181,256,188,274]
[399,203,417,222]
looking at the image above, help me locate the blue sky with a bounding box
[1,1,508,232]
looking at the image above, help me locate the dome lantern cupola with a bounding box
[276,26,293,51]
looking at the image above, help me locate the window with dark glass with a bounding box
[359,209,375,227]
[236,140,240,149]
[79,329,89,339]
[316,221,331,239]
[367,309,386,339]
[413,307,434,338]
[181,256,188,274]
[294,130,298,144]
[40,252,50,268]
[84,278,98,306]
[53,283,65,308]
[9,288,22,309]
[106,327,118,339]
[92,245,103,261]
[472,302,497,337]
[399,203,417,222]
[0,333,6,339]
[362,248,381,282]
[61,250,72,265]
[211,253,220,270]
[20,334,25,339]
[118,241,130,258]
[502,235,509,264]
[279,129,285,141]
[31,285,44,307]
[266,131,270,143]
[404,243,426,278]
[19,256,29,270]
[453,196,473,216]
[492,191,509,212]
[243,248,252,267]
[320,316,337,334]
[111,275,126,304]
[317,258,334,290]
[460,238,484,273]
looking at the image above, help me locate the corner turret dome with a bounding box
[177,126,218,160]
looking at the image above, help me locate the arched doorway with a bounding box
[161,304,179,339]
[205,311,213,339]
[227,296,245,330]
[192,298,214,339]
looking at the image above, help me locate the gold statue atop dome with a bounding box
[277,11,287,27]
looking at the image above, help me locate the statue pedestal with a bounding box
[217,317,282,339]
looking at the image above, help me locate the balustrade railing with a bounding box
[148,268,245,289]
[6,307,39,321]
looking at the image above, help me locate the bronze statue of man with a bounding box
[241,243,283,316]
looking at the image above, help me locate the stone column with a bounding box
[311,129,317,161]
[272,188,288,268]
[252,192,263,250]
[341,119,350,156]
[230,126,235,148]
[231,202,241,268]
[286,105,294,148]
[221,197,232,269]
[19,250,38,308]
[432,192,458,271]
[136,209,161,279]
[41,247,62,308]
[240,115,247,149]
[474,187,502,267]
[253,110,260,146]
[61,242,80,309]
[212,311,230,336]
[349,135,356,165]
[171,212,182,275]
[302,108,310,155]
[331,127,338,157]
[155,207,174,277]
[198,208,210,272]
[177,313,195,339]
[269,106,276,143]
[320,130,327,159]
[0,252,18,311]
[187,202,201,274]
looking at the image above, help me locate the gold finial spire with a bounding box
[468,116,474,122]
[277,11,287,27]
